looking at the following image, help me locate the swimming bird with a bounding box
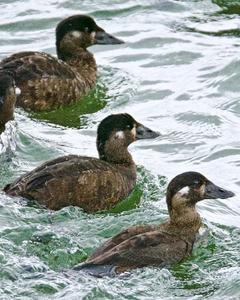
[3,113,159,212]
[0,72,18,133]
[0,15,123,112]
[73,172,234,276]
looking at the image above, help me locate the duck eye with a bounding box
[126,125,131,129]
[85,27,89,33]
[193,180,199,186]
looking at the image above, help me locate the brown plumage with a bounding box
[0,15,124,112]
[0,72,17,133]
[73,172,234,276]
[3,113,159,212]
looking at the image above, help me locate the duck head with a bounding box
[0,73,18,130]
[166,171,235,217]
[97,113,159,163]
[56,15,124,60]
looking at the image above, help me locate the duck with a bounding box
[0,15,124,112]
[73,171,234,276]
[3,113,159,212]
[0,72,18,133]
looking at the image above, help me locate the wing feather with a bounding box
[0,51,76,82]
[4,155,136,212]
[82,230,189,270]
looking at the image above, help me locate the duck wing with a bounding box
[75,230,190,276]
[0,51,87,111]
[89,224,160,260]
[0,51,76,82]
[4,155,136,212]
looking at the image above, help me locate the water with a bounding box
[0,0,240,299]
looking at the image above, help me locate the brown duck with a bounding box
[4,113,159,211]
[0,15,123,112]
[0,72,19,133]
[73,172,234,276]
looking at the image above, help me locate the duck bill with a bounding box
[136,124,160,140]
[204,182,235,199]
[95,30,124,45]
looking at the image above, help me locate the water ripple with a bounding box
[0,0,240,299]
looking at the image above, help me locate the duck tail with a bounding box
[72,262,117,277]
[3,183,11,193]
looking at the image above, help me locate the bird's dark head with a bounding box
[97,113,159,161]
[166,171,235,215]
[0,72,18,129]
[56,15,124,59]
[0,73,15,103]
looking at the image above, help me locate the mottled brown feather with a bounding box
[89,224,160,260]
[76,230,191,274]
[74,172,234,275]
[4,155,136,212]
[74,174,211,274]
[0,15,124,112]
[0,50,96,111]
[4,114,159,212]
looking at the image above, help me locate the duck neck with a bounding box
[98,138,134,166]
[57,41,97,88]
[164,205,202,239]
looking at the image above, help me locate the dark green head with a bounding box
[97,113,159,160]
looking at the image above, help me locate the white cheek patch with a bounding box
[71,31,82,38]
[131,126,136,137]
[115,131,125,139]
[178,186,190,196]
[15,87,21,96]
[90,31,96,40]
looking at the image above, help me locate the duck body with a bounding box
[74,172,234,276]
[4,113,159,212]
[76,224,195,276]
[0,50,96,111]
[0,15,123,112]
[4,155,136,212]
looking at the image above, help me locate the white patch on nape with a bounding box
[71,31,82,38]
[15,87,21,96]
[115,131,125,139]
[178,186,190,196]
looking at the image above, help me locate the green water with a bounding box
[0,0,240,299]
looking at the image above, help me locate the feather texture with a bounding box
[73,172,234,276]
[0,51,96,111]
[0,15,123,112]
[4,155,136,212]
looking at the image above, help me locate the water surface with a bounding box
[0,0,240,299]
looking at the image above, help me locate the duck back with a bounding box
[4,155,136,212]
